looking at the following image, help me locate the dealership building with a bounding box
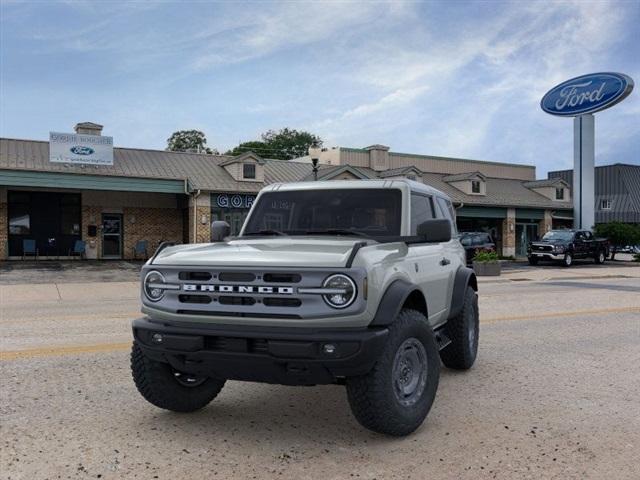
[1,122,578,261]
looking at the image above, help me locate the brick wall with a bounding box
[81,205,103,259]
[123,206,182,259]
[501,208,516,257]
[539,210,553,237]
[188,206,212,243]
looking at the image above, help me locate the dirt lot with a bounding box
[1,261,639,479]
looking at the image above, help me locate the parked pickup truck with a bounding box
[527,230,609,267]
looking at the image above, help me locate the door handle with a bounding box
[440,258,451,266]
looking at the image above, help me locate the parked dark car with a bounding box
[459,232,496,264]
[527,230,609,267]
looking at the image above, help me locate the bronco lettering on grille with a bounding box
[182,284,294,294]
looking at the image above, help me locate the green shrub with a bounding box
[473,250,499,262]
[594,222,640,260]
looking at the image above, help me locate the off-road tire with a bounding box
[345,309,440,436]
[562,253,573,267]
[528,256,539,266]
[594,250,606,264]
[439,287,479,370]
[131,342,225,412]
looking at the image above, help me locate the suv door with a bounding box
[407,193,450,324]
[433,196,460,321]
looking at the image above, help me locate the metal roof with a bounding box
[0,137,573,210]
[443,171,486,182]
[0,137,310,193]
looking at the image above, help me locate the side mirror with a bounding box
[211,221,231,242]
[417,218,452,243]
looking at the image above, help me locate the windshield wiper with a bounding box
[304,229,372,238]
[243,229,287,236]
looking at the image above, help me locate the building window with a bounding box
[243,163,256,179]
[471,180,481,194]
[600,199,612,210]
[555,188,564,200]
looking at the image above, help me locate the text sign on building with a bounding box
[540,72,634,117]
[49,132,114,165]
[213,193,256,209]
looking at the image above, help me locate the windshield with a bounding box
[242,189,402,239]
[542,231,574,241]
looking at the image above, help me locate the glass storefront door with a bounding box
[102,214,123,258]
[516,223,538,257]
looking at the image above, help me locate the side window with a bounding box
[436,197,457,235]
[410,193,434,234]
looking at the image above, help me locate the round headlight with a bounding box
[144,270,166,302]
[556,245,565,253]
[322,274,356,309]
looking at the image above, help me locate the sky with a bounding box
[1,0,638,177]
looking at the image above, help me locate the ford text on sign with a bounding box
[49,132,114,165]
[541,73,634,117]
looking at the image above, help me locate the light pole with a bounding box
[308,144,321,181]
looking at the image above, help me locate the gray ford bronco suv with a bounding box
[131,180,479,436]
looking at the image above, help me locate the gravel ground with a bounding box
[1,265,639,479]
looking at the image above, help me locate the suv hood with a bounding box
[151,237,366,268]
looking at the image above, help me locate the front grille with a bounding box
[219,272,256,282]
[179,295,212,304]
[263,297,301,307]
[263,273,301,283]
[535,245,553,252]
[179,271,212,281]
[219,296,256,306]
[204,336,270,354]
[148,266,366,320]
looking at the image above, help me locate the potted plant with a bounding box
[472,250,501,276]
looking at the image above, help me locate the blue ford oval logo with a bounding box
[70,146,95,155]
[541,72,634,116]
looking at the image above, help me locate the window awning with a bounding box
[1,169,186,194]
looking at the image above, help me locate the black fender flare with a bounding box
[370,279,425,327]
[448,266,477,320]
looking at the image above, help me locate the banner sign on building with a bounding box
[49,132,114,165]
[540,72,634,117]
[213,193,256,209]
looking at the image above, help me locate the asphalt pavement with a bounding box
[1,262,639,479]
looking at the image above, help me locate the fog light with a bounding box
[323,343,336,354]
[152,333,163,344]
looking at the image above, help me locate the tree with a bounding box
[225,141,269,157]
[260,128,322,160]
[594,222,640,260]
[167,130,217,154]
[225,128,322,160]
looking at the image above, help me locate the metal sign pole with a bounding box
[573,114,595,229]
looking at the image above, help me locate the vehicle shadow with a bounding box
[131,371,460,446]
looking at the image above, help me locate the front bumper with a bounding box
[528,251,565,261]
[133,317,388,386]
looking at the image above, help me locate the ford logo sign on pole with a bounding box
[541,72,634,230]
